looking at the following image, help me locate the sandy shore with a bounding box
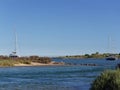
[14,61,65,67]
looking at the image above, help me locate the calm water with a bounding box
[0,59,120,90]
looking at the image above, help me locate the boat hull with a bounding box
[106,57,116,60]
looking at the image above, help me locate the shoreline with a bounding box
[14,62,98,67]
[14,61,65,67]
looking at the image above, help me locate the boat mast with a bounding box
[13,29,17,54]
[108,35,116,54]
[9,28,18,58]
[108,36,111,54]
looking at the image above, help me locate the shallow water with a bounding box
[0,59,119,90]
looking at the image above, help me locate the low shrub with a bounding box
[90,69,120,90]
[19,60,31,64]
[0,60,14,67]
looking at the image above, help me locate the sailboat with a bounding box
[106,54,117,60]
[9,29,18,58]
[106,36,117,60]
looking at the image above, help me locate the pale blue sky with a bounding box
[0,0,120,56]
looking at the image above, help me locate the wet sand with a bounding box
[14,61,65,67]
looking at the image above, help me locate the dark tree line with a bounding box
[58,52,120,59]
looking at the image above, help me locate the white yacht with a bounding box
[9,29,18,58]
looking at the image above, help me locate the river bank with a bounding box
[14,61,65,67]
[0,56,55,67]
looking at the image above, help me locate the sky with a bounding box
[0,0,120,56]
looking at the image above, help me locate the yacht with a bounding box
[106,54,117,60]
[9,29,19,58]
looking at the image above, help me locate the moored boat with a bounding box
[106,55,117,60]
[9,29,19,58]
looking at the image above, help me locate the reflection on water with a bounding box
[0,59,119,90]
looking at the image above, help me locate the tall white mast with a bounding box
[108,35,116,54]
[108,36,111,54]
[9,28,18,58]
[14,29,17,54]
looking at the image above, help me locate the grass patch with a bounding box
[18,60,31,64]
[0,60,14,67]
[90,69,120,90]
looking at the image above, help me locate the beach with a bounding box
[14,61,65,67]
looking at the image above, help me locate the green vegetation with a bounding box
[0,55,52,67]
[0,60,14,67]
[57,52,120,59]
[90,69,120,90]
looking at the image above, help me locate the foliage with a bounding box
[90,70,120,90]
[19,60,31,64]
[58,52,120,59]
[0,60,14,67]
[31,57,51,64]
[0,55,52,67]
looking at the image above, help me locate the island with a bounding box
[0,55,64,67]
